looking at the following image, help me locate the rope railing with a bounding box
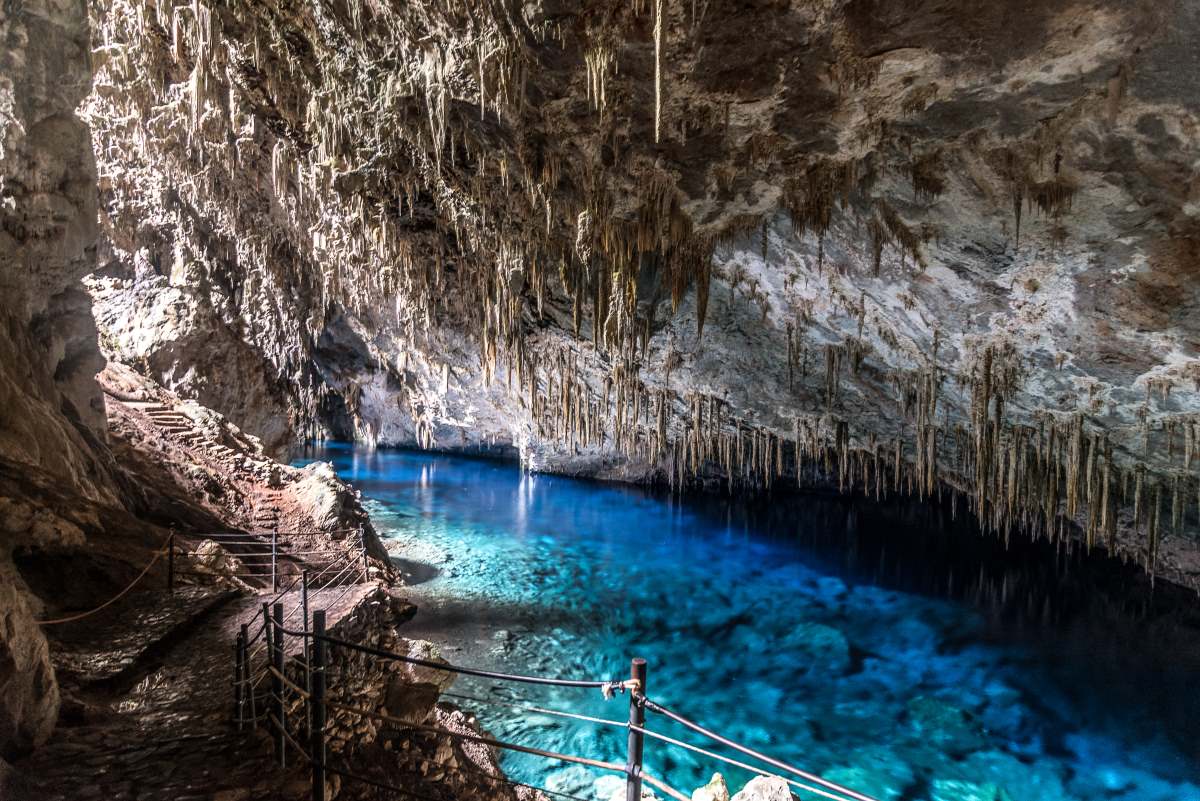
[35,537,171,625]
[240,605,882,801]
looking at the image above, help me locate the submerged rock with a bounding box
[821,745,915,801]
[905,696,987,755]
[783,622,852,676]
[929,779,1014,801]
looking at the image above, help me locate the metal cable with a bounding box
[306,549,355,584]
[322,568,368,609]
[282,600,305,626]
[441,691,627,729]
[315,557,359,590]
[188,527,361,538]
[309,634,621,689]
[641,696,881,801]
[277,548,356,556]
[402,745,596,801]
[629,724,858,801]
[325,765,458,801]
[320,699,685,801]
[320,729,594,801]
[267,572,306,604]
[322,700,632,778]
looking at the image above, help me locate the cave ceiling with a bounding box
[80,0,1200,585]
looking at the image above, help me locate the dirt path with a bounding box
[10,582,377,801]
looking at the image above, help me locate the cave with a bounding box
[2,0,1200,799]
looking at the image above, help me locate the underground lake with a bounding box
[296,443,1200,801]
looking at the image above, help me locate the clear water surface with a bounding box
[297,443,1200,801]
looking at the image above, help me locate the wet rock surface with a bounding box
[9,586,375,801]
[70,0,1200,596]
[2,0,1200,798]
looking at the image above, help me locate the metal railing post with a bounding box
[256,606,271,733]
[311,610,327,801]
[359,527,369,578]
[238,623,250,729]
[271,530,278,592]
[272,602,285,767]
[302,571,310,636]
[247,635,258,728]
[167,527,176,594]
[302,569,311,737]
[625,657,647,801]
[234,628,245,729]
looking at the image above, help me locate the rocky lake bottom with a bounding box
[298,444,1200,801]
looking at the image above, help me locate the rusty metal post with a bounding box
[310,610,327,801]
[234,627,246,728]
[301,569,311,737]
[301,570,310,633]
[359,527,369,578]
[272,602,285,767]
[167,527,176,594]
[271,530,279,592]
[625,658,647,801]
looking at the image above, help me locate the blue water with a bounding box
[299,444,1200,801]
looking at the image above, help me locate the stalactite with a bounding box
[654,0,664,143]
[824,344,842,410]
[1148,483,1161,581]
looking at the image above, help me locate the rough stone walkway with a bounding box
[10,582,377,801]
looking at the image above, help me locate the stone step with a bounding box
[145,412,190,422]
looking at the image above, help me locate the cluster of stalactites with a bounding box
[94,0,1200,578]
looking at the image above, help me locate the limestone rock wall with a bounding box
[0,0,108,760]
[78,0,1200,588]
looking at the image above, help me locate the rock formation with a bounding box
[1,0,107,762]
[5,0,1200,786]
[73,0,1200,590]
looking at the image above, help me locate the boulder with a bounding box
[379,638,456,726]
[730,776,793,801]
[692,772,731,801]
[191,539,248,577]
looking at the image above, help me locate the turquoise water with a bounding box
[299,444,1200,801]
